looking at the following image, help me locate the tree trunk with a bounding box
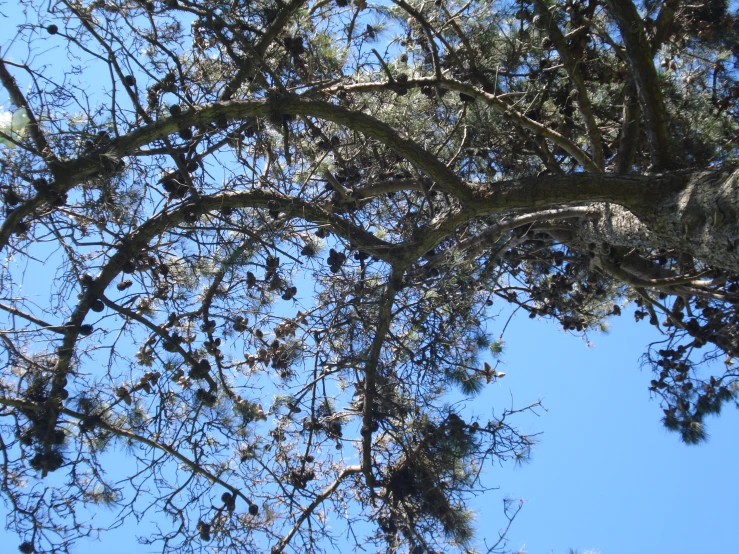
[601,168,739,272]
[476,168,739,273]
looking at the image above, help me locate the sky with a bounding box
[468,310,739,554]
[1,2,738,553]
[2,305,737,554]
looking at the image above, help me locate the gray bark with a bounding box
[471,168,739,273]
[640,168,739,271]
[604,0,674,169]
[573,170,739,273]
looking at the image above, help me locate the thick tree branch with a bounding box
[273,93,477,204]
[472,170,682,213]
[651,0,680,53]
[605,0,674,170]
[596,256,714,288]
[532,0,605,169]
[361,268,402,493]
[615,80,642,173]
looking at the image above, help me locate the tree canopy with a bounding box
[1,0,738,552]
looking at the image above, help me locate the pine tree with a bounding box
[0,0,738,552]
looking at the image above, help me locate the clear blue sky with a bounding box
[467,310,739,554]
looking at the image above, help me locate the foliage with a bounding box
[0,0,738,552]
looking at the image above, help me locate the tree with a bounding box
[0,0,738,551]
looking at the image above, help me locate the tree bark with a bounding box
[5,94,736,274]
[604,0,674,170]
[475,168,739,273]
